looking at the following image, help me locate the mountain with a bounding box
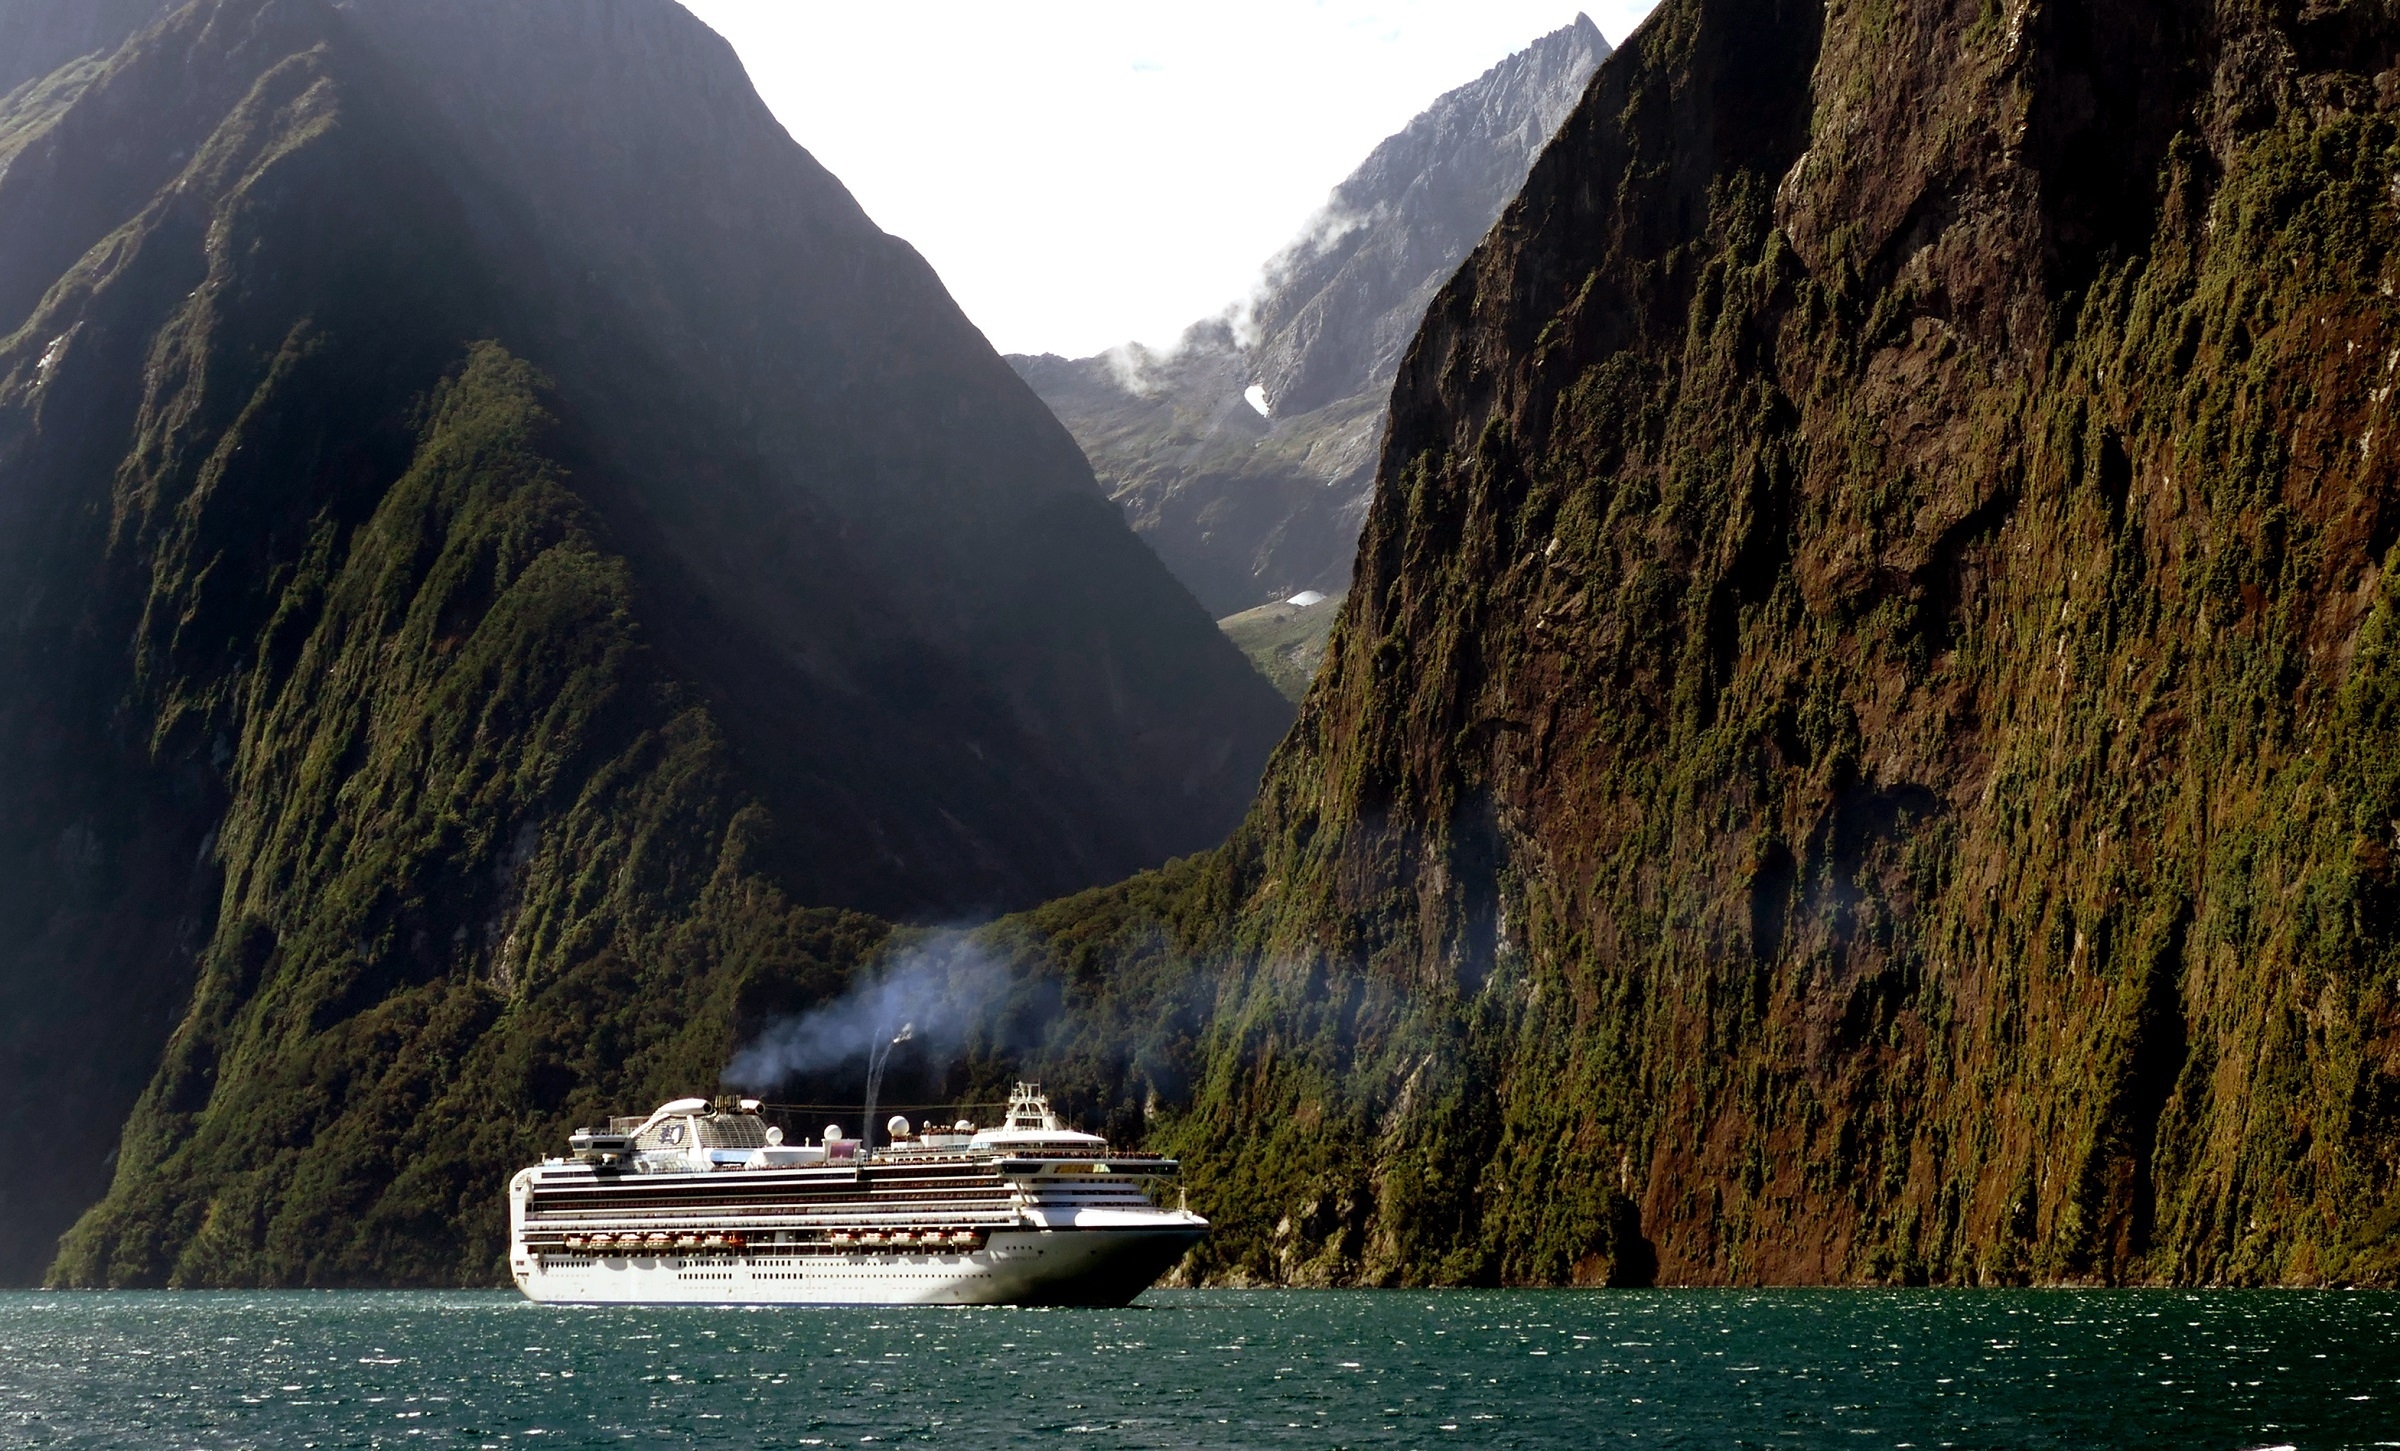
[1009,16,1611,618]
[1218,590,1346,702]
[0,0,1287,1286]
[977,0,2400,1288]
[0,0,173,95]
[30,0,2400,1294]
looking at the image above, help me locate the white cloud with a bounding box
[678,1,1660,358]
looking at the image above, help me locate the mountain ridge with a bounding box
[22,0,2400,1293]
[1010,16,1610,617]
[0,0,1284,1286]
[976,0,2400,1287]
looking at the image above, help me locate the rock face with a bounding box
[0,0,1286,1285]
[1011,17,1610,617]
[989,0,2400,1287]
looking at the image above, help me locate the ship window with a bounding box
[698,1115,770,1150]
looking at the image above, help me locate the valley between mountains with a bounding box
[7,0,2400,1293]
[0,0,1284,1286]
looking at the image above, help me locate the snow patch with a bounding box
[1286,590,1328,607]
[1244,384,1271,417]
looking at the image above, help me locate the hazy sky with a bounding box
[678,2,1659,359]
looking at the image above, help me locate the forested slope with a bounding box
[22,0,2400,1293]
[0,0,1284,1285]
[984,0,2400,1288]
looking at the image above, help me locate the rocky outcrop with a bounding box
[1011,16,1609,616]
[991,0,2400,1287]
[0,0,1285,1285]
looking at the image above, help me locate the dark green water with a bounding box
[3,1288,2397,1448]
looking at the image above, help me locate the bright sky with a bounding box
[678,2,1660,359]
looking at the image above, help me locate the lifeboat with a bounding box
[725,1233,747,1252]
[829,1231,855,1247]
[701,1233,726,1251]
[949,1230,980,1249]
[643,1232,672,1253]
[563,1234,587,1250]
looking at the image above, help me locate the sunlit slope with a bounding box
[1219,593,1346,703]
[981,0,2400,1288]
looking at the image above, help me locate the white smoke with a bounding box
[720,934,1011,1094]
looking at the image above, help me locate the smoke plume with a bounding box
[719,933,1011,1094]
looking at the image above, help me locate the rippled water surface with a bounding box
[4,1288,2399,1448]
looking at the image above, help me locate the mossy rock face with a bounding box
[17,0,2400,1291]
[48,344,886,1287]
[983,0,2400,1287]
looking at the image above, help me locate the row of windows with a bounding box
[541,1165,1004,1191]
[540,1247,990,1265]
[653,1270,997,1282]
[531,1185,1013,1213]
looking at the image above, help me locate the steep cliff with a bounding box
[1011,16,1610,617]
[0,0,1284,1285]
[988,0,2400,1287]
[28,0,2400,1292]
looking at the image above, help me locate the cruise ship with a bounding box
[507,1084,1206,1305]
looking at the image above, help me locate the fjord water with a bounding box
[3,1289,2395,1448]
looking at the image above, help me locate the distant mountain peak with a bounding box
[1247,12,1611,417]
[1012,20,1609,617]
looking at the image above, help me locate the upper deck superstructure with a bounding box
[508,1084,1205,1305]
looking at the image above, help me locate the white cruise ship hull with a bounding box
[512,1087,1205,1307]
[511,1223,1205,1306]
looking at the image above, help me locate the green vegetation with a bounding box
[12,0,2400,1291]
[0,0,1276,1284]
[52,345,887,1285]
[1219,592,1345,702]
[0,51,101,161]
[973,0,2400,1287]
